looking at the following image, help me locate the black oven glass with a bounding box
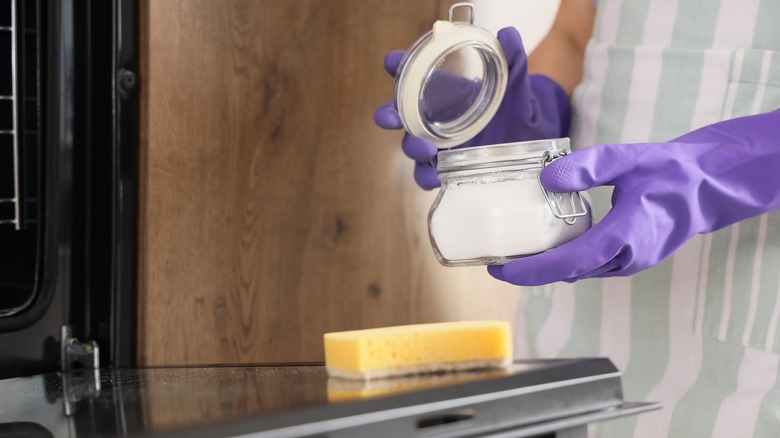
[0,0,43,319]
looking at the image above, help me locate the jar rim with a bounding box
[436,138,571,173]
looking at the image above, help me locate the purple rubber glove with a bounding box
[488,110,780,286]
[374,27,571,190]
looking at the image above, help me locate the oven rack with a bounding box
[1,0,40,231]
[0,0,19,229]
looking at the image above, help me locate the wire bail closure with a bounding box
[448,2,475,24]
[539,151,588,225]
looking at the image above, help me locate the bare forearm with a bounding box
[528,0,595,97]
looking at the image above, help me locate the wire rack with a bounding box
[0,0,40,230]
[0,0,19,229]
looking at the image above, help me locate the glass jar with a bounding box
[393,4,593,266]
[428,139,591,267]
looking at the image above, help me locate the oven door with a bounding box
[0,0,137,379]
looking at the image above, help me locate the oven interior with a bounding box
[0,0,45,321]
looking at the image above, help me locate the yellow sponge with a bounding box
[323,321,512,380]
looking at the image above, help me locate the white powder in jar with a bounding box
[429,177,590,263]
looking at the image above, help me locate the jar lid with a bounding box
[393,3,508,149]
[437,138,571,173]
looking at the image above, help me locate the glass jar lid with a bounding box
[393,3,508,149]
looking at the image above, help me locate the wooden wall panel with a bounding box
[138,0,521,366]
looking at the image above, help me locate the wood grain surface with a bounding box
[137,0,521,367]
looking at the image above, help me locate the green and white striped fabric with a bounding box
[515,0,780,436]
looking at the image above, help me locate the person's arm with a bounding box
[528,0,595,97]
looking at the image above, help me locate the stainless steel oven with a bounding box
[0,0,137,379]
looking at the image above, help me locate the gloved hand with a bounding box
[488,110,780,286]
[374,27,571,190]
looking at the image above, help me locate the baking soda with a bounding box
[429,178,590,263]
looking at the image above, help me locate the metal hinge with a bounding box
[60,325,99,371]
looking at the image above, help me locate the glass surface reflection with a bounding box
[0,362,561,437]
[327,368,511,402]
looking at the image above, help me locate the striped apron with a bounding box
[516,0,780,436]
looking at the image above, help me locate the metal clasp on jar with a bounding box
[448,2,475,24]
[539,151,588,225]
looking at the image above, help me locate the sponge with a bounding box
[323,321,512,380]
